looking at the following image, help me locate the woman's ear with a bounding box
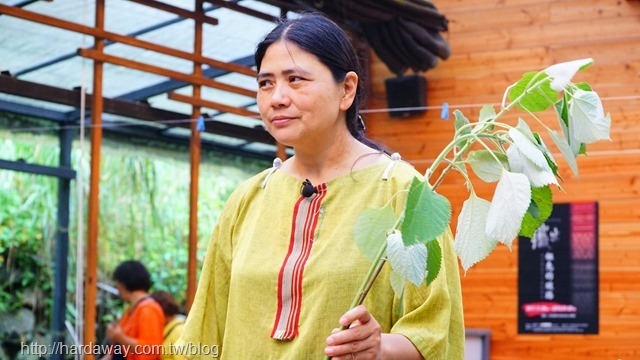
[339,71,358,111]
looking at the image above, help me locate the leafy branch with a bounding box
[337,58,611,343]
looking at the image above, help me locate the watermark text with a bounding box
[20,342,220,358]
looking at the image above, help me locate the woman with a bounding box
[150,291,186,360]
[104,260,165,360]
[182,13,464,360]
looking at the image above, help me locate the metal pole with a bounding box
[51,123,73,360]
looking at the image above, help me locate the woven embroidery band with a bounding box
[271,183,327,340]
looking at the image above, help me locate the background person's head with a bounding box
[150,290,181,320]
[112,260,153,302]
[254,13,385,152]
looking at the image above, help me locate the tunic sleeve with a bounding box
[390,227,465,360]
[179,186,247,360]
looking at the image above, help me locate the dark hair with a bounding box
[255,13,387,153]
[150,290,181,317]
[112,260,152,292]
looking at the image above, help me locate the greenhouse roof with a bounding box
[0,0,450,160]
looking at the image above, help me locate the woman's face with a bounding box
[256,41,357,148]
[114,281,131,303]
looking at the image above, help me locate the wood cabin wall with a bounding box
[364,0,640,358]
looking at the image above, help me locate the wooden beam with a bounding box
[0,75,273,144]
[129,0,219,26]
[187,0,204,313]
[77,48,256,98]
[0,3,256,77]
[205,0,280,22]
[84,0,105,357]
[168,92,260,118]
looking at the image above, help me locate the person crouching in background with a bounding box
[150,290,186,360]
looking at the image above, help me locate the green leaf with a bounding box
[575,82,592,92]
[425,238,442,285]
[506,145,559,187]
[386,231,427,286]
[507,71,558,112]
[473,105,496,132]
[509,126,548,169]
[354,206,398,262]
[555,96,584,157]
[467,150,509,183]
[531,132,560,178]
[479,104,497,123]
[579,143,588,155]
[454,109,471,135]
[543,58,593,91]
[542,150,560,180]
[401,177,452,246]
[516,119,558,175]
[519,186,553,238]
[555,94,569,128]
[548,128,579,177]
[389,270,405,299]
[568,90,611,144]
[486,170,531,248]
[453,110,471,149]
[454,193,497,273]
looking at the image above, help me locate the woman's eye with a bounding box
[289,76,303,83]
[258,80,272,88]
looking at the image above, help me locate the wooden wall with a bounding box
[365,0,640,358]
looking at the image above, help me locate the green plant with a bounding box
[330,58,611,353]
[0,128,267,336]
[0,140,58,326]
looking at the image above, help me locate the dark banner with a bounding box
[518,202,599,334]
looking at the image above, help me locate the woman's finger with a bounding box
[339,305,372,327]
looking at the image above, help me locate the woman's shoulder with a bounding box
[233,162,283,194]
[380,153,422,182]
[220,161,283,209]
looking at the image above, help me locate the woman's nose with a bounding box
[270,83,291,107]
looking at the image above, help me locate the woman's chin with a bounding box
[269,133,300,149]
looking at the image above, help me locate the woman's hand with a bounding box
[324,305,382,360]
[106,323,122,342]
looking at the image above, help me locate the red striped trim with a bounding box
[271,183,327,340]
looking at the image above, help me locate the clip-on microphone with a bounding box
[300,179,317,198]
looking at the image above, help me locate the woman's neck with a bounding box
[285,135,385,185]
[127,291,148,305]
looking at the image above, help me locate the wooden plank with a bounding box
[438,0,557,14]
[448,14,640,54]
[205,0,279,22]
[78,49,256,98]
[549,0,639,23]
[446,3,551,33]
[444,0,639,33]
[168,92,260,118]
[401,39,640,80]
[129,0,219,26]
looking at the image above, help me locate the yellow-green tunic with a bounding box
[181,160,464,359]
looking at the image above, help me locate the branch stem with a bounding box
[427,83,538,189]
